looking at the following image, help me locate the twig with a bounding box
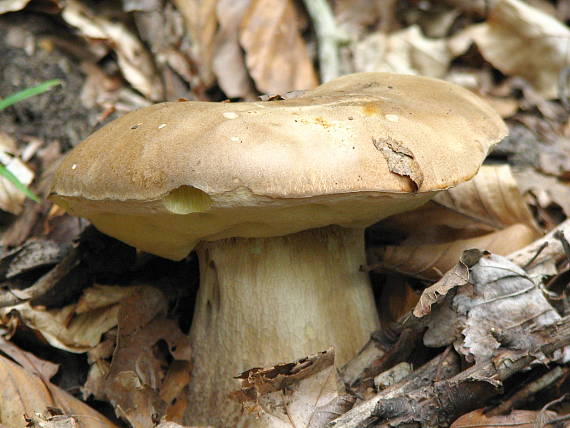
[508,219,570,271]
[487,366,567,416]
[302,0,342,83]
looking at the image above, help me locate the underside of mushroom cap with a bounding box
[49,72,507,259]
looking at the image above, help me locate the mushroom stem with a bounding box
[187,226,380,426]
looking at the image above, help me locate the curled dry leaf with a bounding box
[353,25,452,78]
[61,0,163,101]
[0,354,118,428]
[450,409,557,428]
[102,286,192,428]
[467,0,570,99]
[231,348,354,428]
[0,284,146,353]
[239,0,318,94]
[419,252,562,363]
[372,165,540,279]
[171,0,218,89]
[212,0,256,99]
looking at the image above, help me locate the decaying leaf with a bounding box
[232,349,354,428]
[102,286,192,428]
[212,0,256,99]
[353,25,453,78]
[419,252,562,363]
[0,354,118,428]
[61,0,163,101]
[515,167,570,218]
[372,136,424,190]
[239,0,318,95]
[0,335,59,381]
[0,284,144,353]
[171,0,217,89]
[450,409,557,428]
[372,165,540,279]
[467,0,570,99]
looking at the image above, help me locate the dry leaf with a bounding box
[171,0,217,89]
[240,0,318,94]
[0,335,59,381]
[468,0,570,99]
[0,354,118,427]
[103,286,192,428]
[372,165,540,279]
[232,349,354,428]
[514,167,570,218]
[0,0,30,13]
[0,284,145,353]
[212,0,256,99]
[353,25,452,78]
[451,409,557,428]
[61,0,163,101]
[420,252,562,363]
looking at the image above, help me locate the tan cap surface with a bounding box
[49,72,507,259]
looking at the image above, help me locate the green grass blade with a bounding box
[0,79,62,111]
[0,164,40,202]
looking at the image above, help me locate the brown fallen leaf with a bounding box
[240,0,318,94]
[212,0,257,99]
[450,409,557,428]
[61,0,163,101]
[467,0,570,99]
[103,286,192,428]
[171,0,218,89]
[371,165,540,279]
[232,349,354,428]
[0,354,118,427]
[0,335,59,381]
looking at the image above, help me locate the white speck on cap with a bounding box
[158,123,167,129]
[71,164,77,170]
[385,114,399,122]
[223,112,239,119]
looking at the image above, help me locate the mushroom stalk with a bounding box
[187,226,380,427]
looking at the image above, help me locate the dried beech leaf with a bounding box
[468,0,570,99]
[0,355,118,427]
[354,26,452,78]
[232,349,354,428]
[0,284,145,353]
[171,0,217,88]
[421,253,562,362]
[372,136,423,190]
[104,287,192,428]
[373,165,540,279]
[381,223,538,280]
[433,165,538,229]
[412,250,473,318]
[62,0,163,101]
[451,409,557,428]
[213,0,256,98]
[0,336,59,381]
[239,0,318,94]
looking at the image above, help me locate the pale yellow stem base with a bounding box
[186,226,380,427]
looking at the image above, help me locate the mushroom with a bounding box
[49,72,507,427]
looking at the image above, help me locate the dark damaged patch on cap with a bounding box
[372,136,424,191]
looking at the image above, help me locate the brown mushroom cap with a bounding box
[49,72,507,260]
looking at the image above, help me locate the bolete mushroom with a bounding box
[48,72,507,427]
